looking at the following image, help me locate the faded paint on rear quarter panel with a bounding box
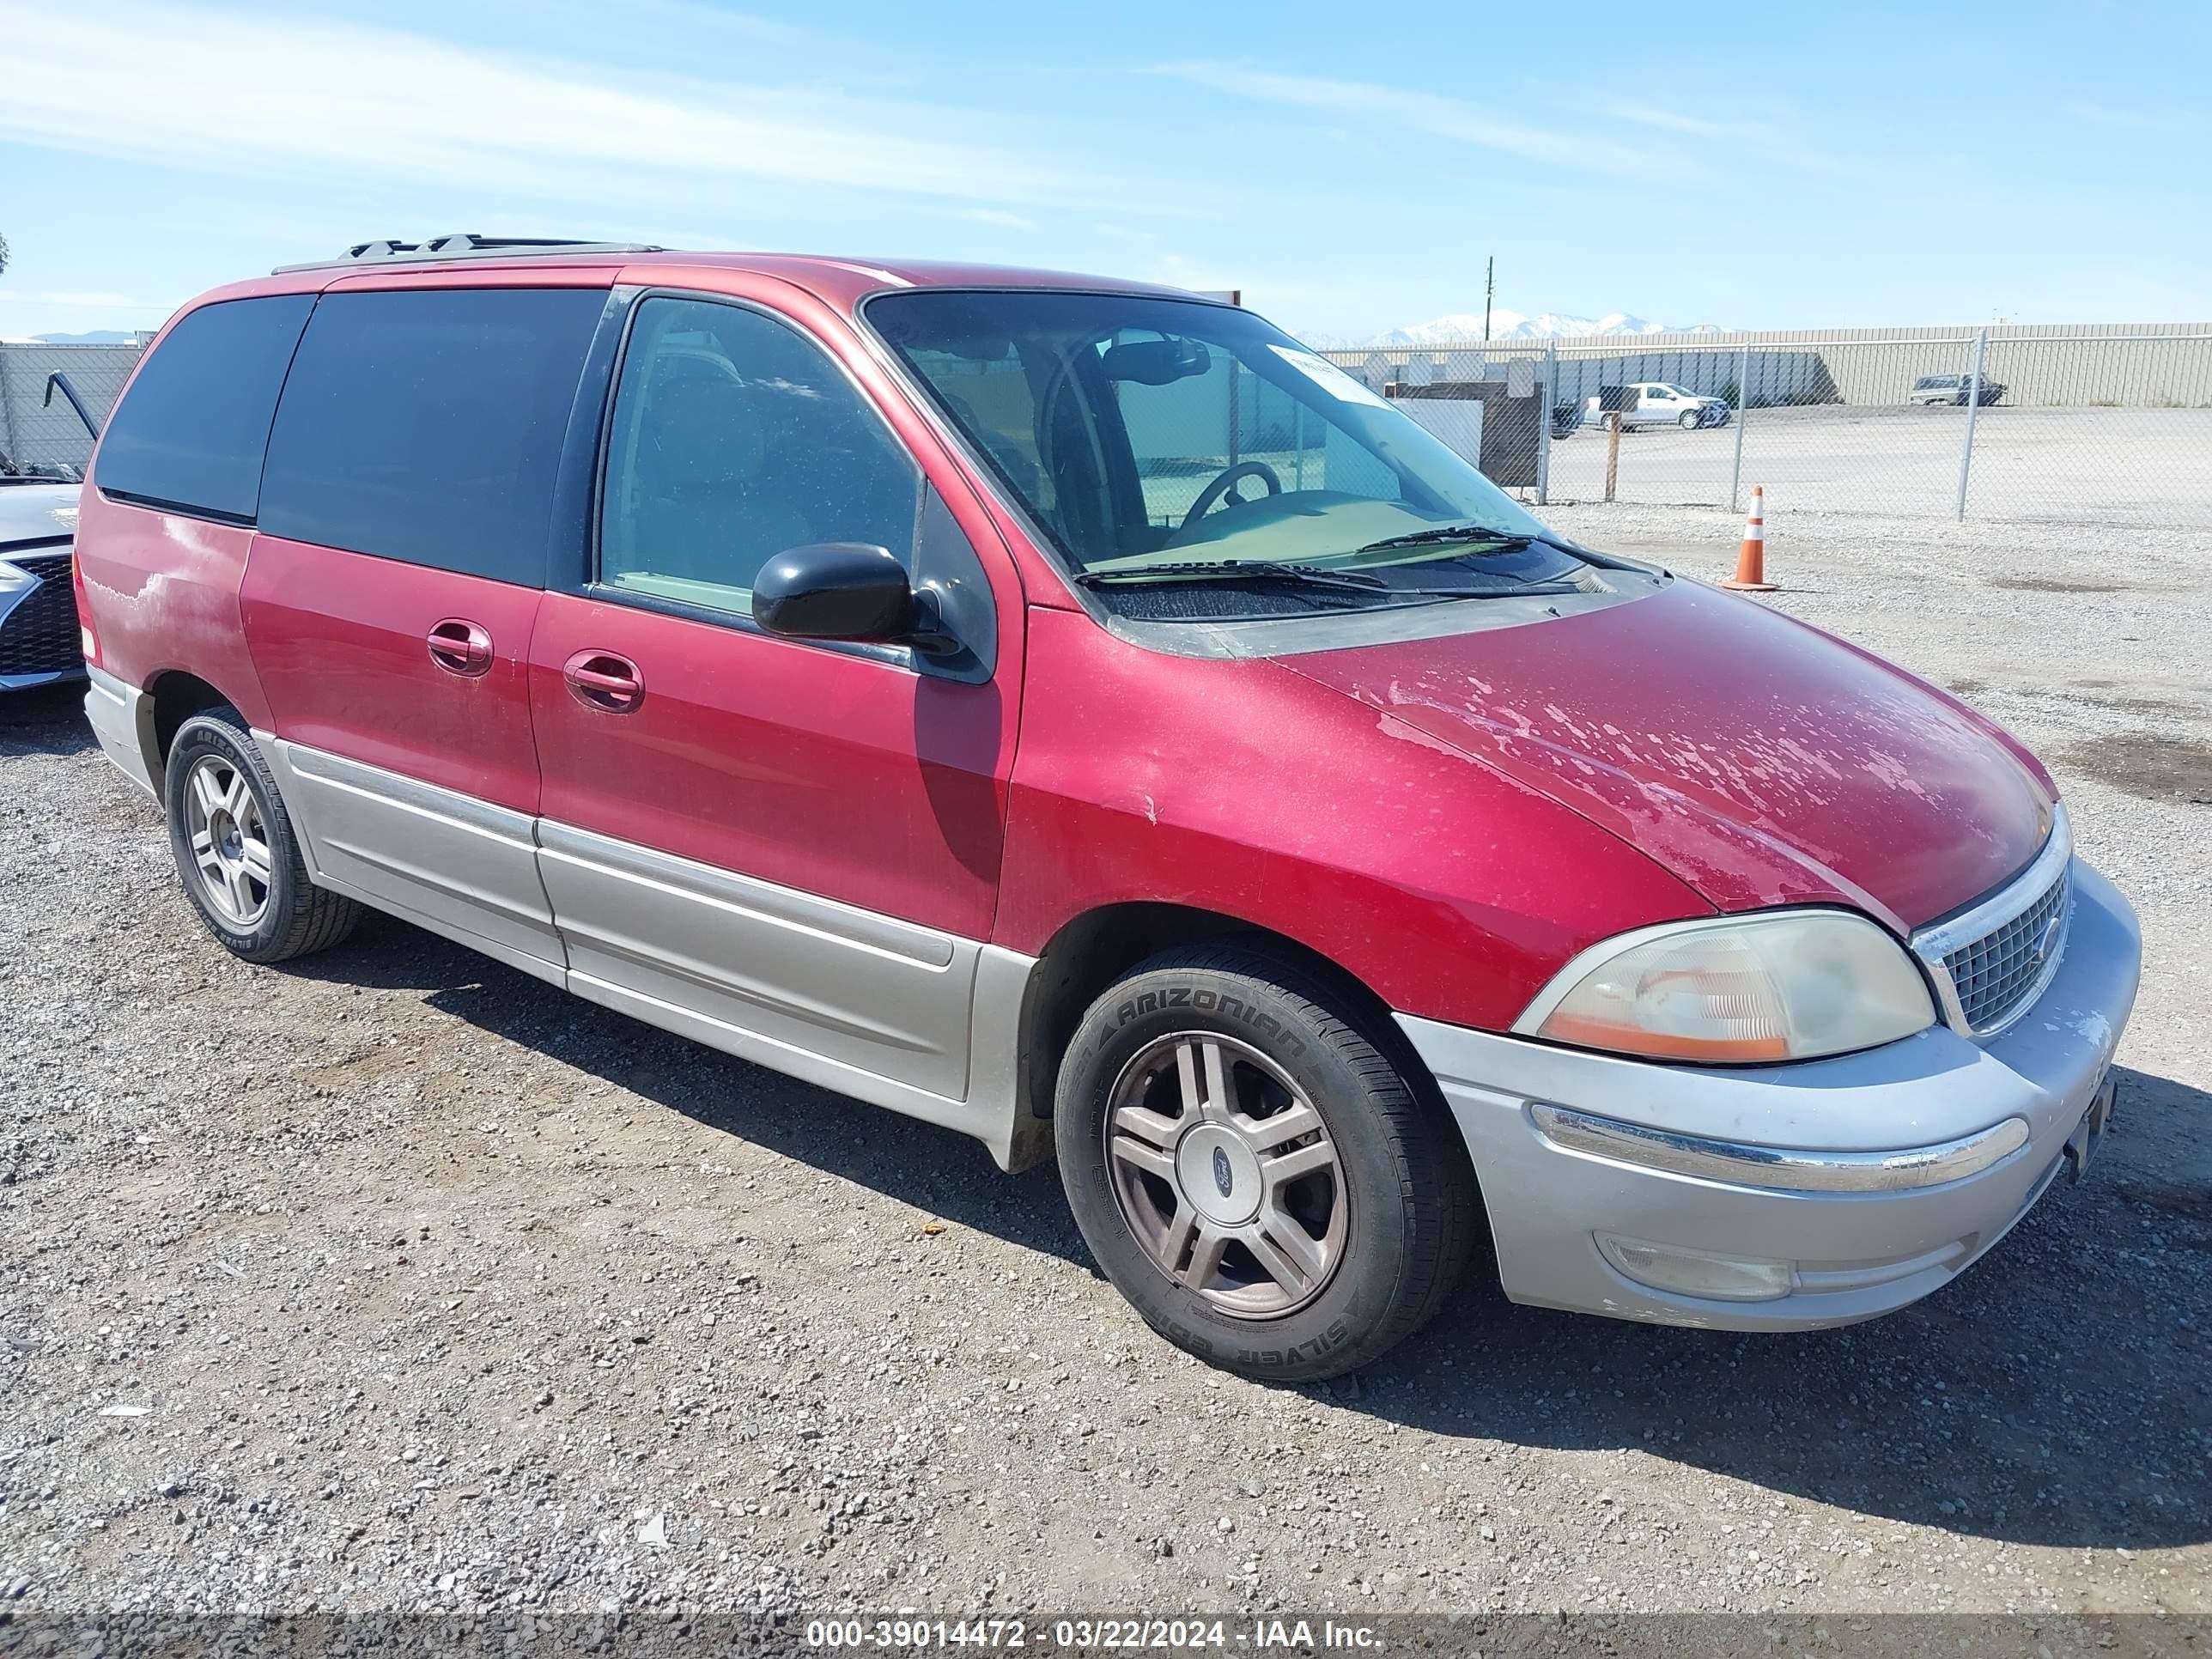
[240,536,543,813]
[71,490,272,730]
[995,606,1711,1034]
[530,595,1012,942]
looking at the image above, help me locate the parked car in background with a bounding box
[1909,373,2006,406]
[73,235,2138,1382]
[0,477,84,691]
[1589,382,1733,430]
[1550,400,1583,439]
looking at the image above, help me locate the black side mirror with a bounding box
[754,542,956,652]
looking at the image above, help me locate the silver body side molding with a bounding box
[252,734,1048,1170]
[538,819,975,1099]
[259,737,567,985]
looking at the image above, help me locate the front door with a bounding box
[527,291,1019,1103]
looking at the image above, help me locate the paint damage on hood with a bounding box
[1285,580,2053,933]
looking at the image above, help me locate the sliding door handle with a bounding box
[426,618,493,678]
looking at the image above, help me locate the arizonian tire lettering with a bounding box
[1112,987,1308,1059]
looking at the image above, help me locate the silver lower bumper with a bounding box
[1397,861,2141,1331]
[82,663,161,801]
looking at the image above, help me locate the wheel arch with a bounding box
[143,668,241,787]
[1012,901,1449,1127]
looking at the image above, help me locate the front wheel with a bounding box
[1054,945,1481,1382]
[1679,410,1701,429]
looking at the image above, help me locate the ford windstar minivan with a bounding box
[75,234,2139,1380]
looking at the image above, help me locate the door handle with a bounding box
[427,617,493,678]
[563,649,644,714]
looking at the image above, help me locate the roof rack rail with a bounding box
[273,234,666,274]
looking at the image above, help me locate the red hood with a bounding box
[1284,581,2055,932]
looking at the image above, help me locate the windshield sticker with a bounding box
[1268,344,1393,410]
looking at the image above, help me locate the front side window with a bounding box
[598,297,922,619]
[868,289,1574,622]
[94,294,314,522]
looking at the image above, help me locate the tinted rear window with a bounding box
[94,295,314,522]
[259,287,605,584]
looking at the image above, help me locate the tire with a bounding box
[1054,944,1481,1382]
[164,707,359,964]
[1679,410,1700,429]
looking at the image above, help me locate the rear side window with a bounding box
[94,295,314,522]
[259,287,605,584]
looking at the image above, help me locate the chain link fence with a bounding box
[0,342,144,481]
[9,329,2209,532]
[1328,328,2212,531]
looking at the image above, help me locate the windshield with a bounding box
[867,290,1573,618]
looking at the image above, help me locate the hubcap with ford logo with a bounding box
[1103,1031,1347,1318]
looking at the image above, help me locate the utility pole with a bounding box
[1483,256,1494,342]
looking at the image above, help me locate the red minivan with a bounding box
[75,235,2138,1380]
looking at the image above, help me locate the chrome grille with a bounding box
[1942,864,2070,1031]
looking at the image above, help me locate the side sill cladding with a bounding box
[84,665,161,802]
[258,734,568,986]
[536,818,981,1102]
[249,733,1048,1172]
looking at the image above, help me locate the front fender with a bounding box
[994,606,1712,1033]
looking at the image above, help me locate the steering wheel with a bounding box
[1177,461,1283,534]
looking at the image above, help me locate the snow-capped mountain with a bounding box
[1376,310,1722,344]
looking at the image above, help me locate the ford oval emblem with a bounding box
[2031,915,2062,968]
[1212,1146,1234,1198]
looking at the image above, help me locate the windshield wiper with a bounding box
[1073,560,1389,592]
[1076,557,1587,610]
[1354,523,1538,555]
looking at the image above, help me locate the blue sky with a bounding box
[2,0,2207,343]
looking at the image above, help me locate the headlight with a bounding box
[1514,910,1936,1063]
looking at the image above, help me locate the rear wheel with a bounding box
[165,708,358,963]
[1054,945,1480,1382]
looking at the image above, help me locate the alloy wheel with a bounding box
[1103,1031,1347,1318]
[182,752,272,927]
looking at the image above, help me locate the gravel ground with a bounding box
[3,505,2208,1623]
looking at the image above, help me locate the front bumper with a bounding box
[0,548,86,690]
[0,666,87,692]
[1397,860,2141,1330]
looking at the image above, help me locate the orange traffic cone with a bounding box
[1722,485,1778,591]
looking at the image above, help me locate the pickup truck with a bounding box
[1589,382,1734,430]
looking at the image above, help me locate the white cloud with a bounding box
[1593,101,1729,137]
[1154,62,1692,179]
[0,0,1187,216]
[1585,96,1849,176]
[2068,100,2191,133]
[958,208,1038,231]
